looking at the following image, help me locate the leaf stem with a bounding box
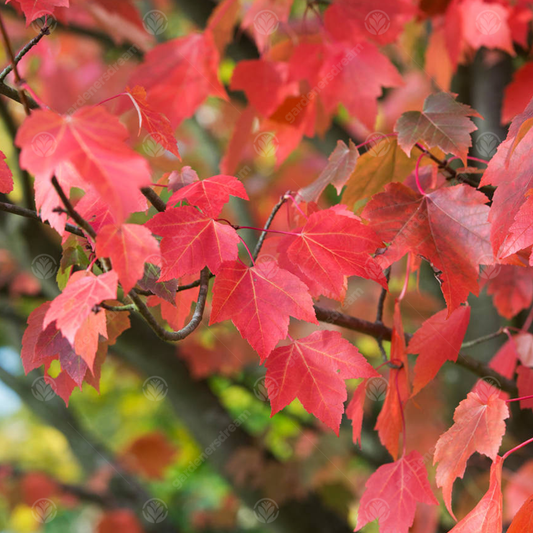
[252,194,287,260]
[502,436,533,461]
[414,152,427,196]
[461,328,504,348]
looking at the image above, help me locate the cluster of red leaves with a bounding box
[5,0,533,532]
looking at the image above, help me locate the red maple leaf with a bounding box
[6,0,68,24]
[145,206,241,280]
[395,92,481,163]
[210,259,317,359]
[0,151,13,194]
[448,456,503,533]
[508,493,533,533]
[409,306,471,395]
[43,271,117,345]
[434,391,509,518]
[95,223,160,294]
[16,107,151,224]
[265,330,378,433]
[168,175,248,218]
[278,206,387,300]
[363,183,493,314]
[125,85,181,159]
[356,450,438,533]
[129,30,227,128]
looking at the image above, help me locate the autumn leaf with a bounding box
[121,432,176,479]
[95,223,160,294]
[168,175,249,218]
[129,30,227,128]
[448,456,503,533]
[347,380,368,446]
[125,86,181,158]
[97,510,143,533]
[210,259,317,360]
[265,330,378,433]
[7,0,68,25]
[145,206,241,280]
[502,63,533,124]
[278,206,387,301]
[43,271,117,345]
[297,140,359,204]
[356,451,438,533]
[395,92,481,163]
[508,494,533,533]
[433,391,509,518]
[409,306,471,395]
[0,151,13,194]
[206,0,240,53]
[342,137,418,209]
[16,107,151,224]
[375,301,410,460]
[363,183,493,314]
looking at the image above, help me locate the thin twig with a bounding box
[252,194,287,260]
[0,11,31,114]
[375,267,391,363]
[0,24,50,82]
[50,176,96,240]
[0,81,39,108]
[461,328,504,349]
[0,200,84,237]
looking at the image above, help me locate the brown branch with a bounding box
[0,81,38,108]
[252,194,287,259]
[0,200,84,237]
[314,305,518,394]
[128,267,210,342]
[141,186,167,213]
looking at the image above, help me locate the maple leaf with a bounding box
[43,271,118,345]
[448,456,503,533]
[517,366,533,410]
[483,265,533,319]
[289,41,402,130]
[95,223,160,294]
[409,306,471,395]
[6,0,68,24]
[230,60,298,117]
[147,284,198,331]
[168,175,249,218]
[508,494,533,533]
[0,151,13,194]
[395,92,481,163]
[375,301,410,460]
[346,380,369,446]
[363,183,493,314]
[145,206,241,280]
[265,330,378,433]
[16,107,151,224]
[97,510,143,533]
[480,98,533,260]
[342,138,435,209]
[297,140,359,204]
[356,451,438,533]
[129,31,227,128]
[206,0,240,53]
[166,166,199,193]
[210,260,317,360]
[21,302,55,374]
[278,206,387,300]
[502,63,533,124]
[434,391,509,518]
[121,432,176,479]
[125,86,181,159]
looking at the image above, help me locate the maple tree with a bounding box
[1,0,533,532]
